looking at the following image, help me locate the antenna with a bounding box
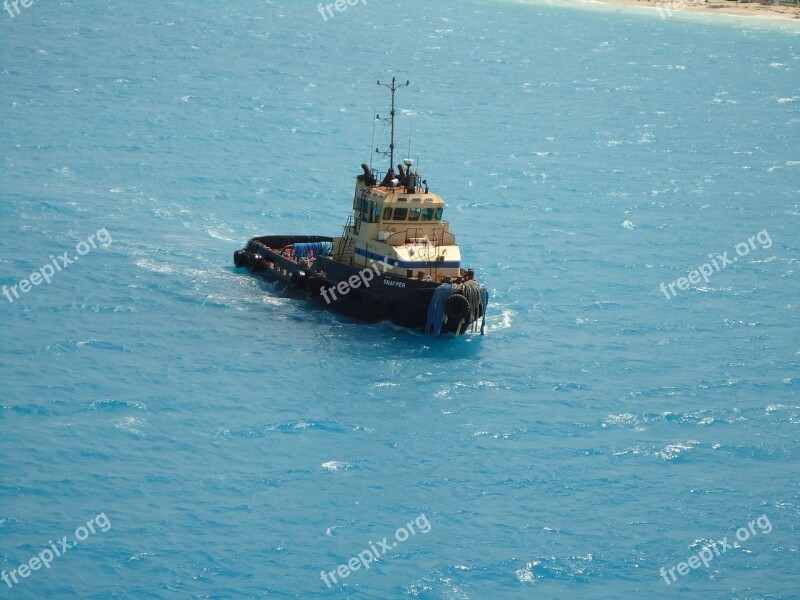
[369,85,378,173]
[407,112,413,160]
[375,77,410,173]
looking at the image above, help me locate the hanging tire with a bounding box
[445,293,470,322]
[290,271,306,288]
[233,250,247,267]
[307,277,325,297]
[249,254,264,271]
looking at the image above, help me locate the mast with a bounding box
[376,77,410,173]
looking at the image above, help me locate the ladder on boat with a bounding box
[335,216,356,264]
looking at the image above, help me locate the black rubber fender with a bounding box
[233,250,247,267]
[307,277,326,296]
[445,293,470,322]
[290,271,306,288]
[249,253,264,271]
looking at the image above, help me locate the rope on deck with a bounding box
[425,284,452,335]
[292,242,333,260]
[480,285,489,335]
[425,280,489,335]
[453,280,486,335]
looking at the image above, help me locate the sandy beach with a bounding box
[539,0,800,22]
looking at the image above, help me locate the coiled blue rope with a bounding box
[425,284,452,335]
[480,285,489,335]
[425,281,489,335]
[292,242,333,260]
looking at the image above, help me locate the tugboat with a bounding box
[233,78,488,335]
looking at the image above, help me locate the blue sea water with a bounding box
[1,0,799,597]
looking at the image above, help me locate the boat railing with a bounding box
[384,230,410,247]
[382,227,456,247]
[369,170,423,193]
[404,227,427,245]
[432,227,456,246]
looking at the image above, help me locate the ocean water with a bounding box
[1,0,799,598]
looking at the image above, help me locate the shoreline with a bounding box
[521,0,800,22]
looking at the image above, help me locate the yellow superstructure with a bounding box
[332,175,463,282]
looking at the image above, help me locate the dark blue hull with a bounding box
[233,235,486,335]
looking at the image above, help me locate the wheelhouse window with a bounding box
[382,207,393,220]
[422,208,435,221]
[392,207,408,221]
[409,207,421,221]
[356,196,371,222]
[434,208,444,220]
